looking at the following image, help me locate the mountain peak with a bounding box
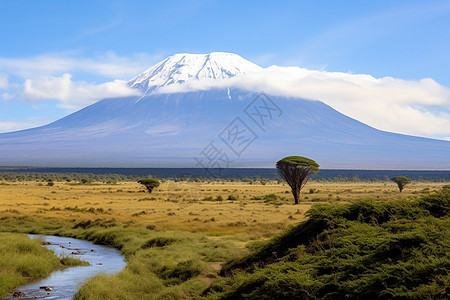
[128,52,261,92]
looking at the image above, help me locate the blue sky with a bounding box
[1,0,450,138]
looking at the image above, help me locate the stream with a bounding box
[3,234,126,300]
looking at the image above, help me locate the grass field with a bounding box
[0,180,444,234]
[0,233,87,296]
[0,179,447,298]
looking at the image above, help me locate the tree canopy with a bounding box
[137,178,160,193]
[391,176,412,192]
[276,156,320,172]
[276,156,319,204]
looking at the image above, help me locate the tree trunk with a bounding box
[293,191,299,205]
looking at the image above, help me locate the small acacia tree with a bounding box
[137,178,160,193]
[276,156,319,204]
[391,176,412,192]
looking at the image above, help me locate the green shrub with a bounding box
[418,188,450,217]
[158,260,201,284]
[60,256,89,266]
[209,188,450,299]
[202,196,224,202]
[263,194,280,205]
[142,237,177,248]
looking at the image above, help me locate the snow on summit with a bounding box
[128,52,261,93]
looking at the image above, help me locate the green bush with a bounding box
[60,256,89,266]
[202,196,224,202]
[208,188,450,299]
[158,260,201,284]
[417,187,450,217]
[142,237,177,248]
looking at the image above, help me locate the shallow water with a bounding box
[2,234,126,300]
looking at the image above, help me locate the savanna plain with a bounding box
[0,177,448,299]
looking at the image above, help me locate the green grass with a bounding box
[1,183,448,299]
[0,219,244,299]
[60,255,90,266]
[72,229,243,299]
[0,233,87,296]
[205,188,450,299]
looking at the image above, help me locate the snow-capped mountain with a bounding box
[128,52,261,94]
[0,53,449,169]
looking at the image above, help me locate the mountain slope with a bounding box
[0,88,449,168]
[0,52,449,169]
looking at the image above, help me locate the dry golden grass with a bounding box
[0,180,446,238]
[0,179,448,299]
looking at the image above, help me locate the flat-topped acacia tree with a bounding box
[137,178,160,193]
[391,176,412,192]
[276,156,319,204]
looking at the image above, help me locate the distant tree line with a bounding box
[0,171,447,183]
[2,167,449,181]
[0,172,136,183]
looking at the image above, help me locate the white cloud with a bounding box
[0,51,163,79]
[0,52,155,110]
[156,66,450,140]
[0,73,8,89]
[19,73,141,109]
[2,52,450,140]
[0,52,154,111]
